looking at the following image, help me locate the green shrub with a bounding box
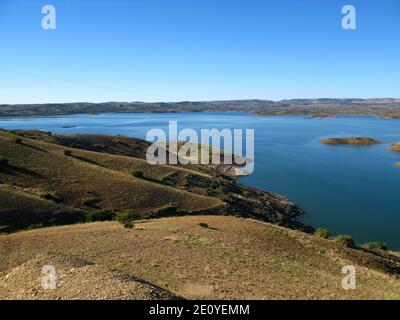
[314,228,330,239]
[116,209,140,228]
[209,181,219,190]
[199,223,209,228]
[85,210,116,222]
[131,169,144,178]
[275,213,285,222]
[71,143,82,149]
[64,150,72,156]
[334,235,355,248]
[0,157,9,166]
[361,242,388,252]
[13,137,22,144]
[123,221,134,229]
[219,194,232,202]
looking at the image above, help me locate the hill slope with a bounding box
[0,129,308,232]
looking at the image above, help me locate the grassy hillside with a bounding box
[0,129,222,231]
[1,216,399,300]
[0,129,308,232]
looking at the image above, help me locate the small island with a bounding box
[395,162,400,167]
[320,137,382,145]
[389,143,400,151]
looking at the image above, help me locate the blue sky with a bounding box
[0,0,399,103]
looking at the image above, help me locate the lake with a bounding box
[1,112,399,249]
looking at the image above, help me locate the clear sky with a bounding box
[0,0,399,104]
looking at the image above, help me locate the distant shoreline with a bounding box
[1,98,400,118]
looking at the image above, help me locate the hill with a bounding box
[1,216,399,299]
[1,98,400,118]
[0,129,308,232]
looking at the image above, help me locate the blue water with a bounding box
[1,112,399,249]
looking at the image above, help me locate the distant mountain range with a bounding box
[1,98,400,118]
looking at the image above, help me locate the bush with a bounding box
[116,209,140,228]
[71,143,82,149]
[131,169,144,178]
[14,137,22,144]
[123,221,134,229]
[314,228,330,239]
[209,181,219,190]
[361,242,388,252]
[334,235,355,248]
[0,157,9,166]
[64,150,72,156]
[85,210,116,222]
[199,223,209,228]
[219,194,232,203]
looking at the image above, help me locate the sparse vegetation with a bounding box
[198,222,209,228]
[64,149,72,156]
[334,235,355,248]
[314,228,330,239]
[361,242,388,252]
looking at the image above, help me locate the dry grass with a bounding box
[0,215,399,300]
